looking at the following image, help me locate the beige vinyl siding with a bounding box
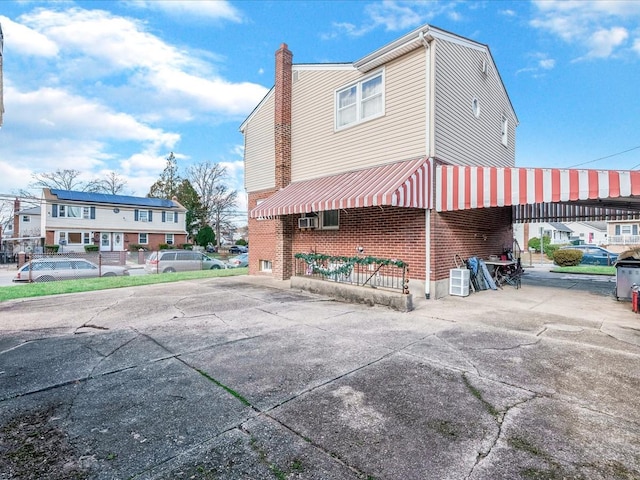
[45,205,186,234]
[292,48,427,181]
[244,93,276,192]
[433,39,516,168]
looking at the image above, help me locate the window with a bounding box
[260,260,272,272]
[320,210,339,229]
[135,209,153,222]
[53,204,94,219]
[336,71,384,129]
[165,233,174,245]
[472,98,480,118]
[139,233,148,244]
[162,211,178,223]
[22,215,30,222]
[501,115,509,146]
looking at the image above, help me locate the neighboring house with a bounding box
[0,22,4,128]
[608,220,640,247]
[41,189,188,252]
[513,222,573,249]
[565,221,608,246]
[242,25,518,298]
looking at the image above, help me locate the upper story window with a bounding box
[53,204,95,219]
[336,70,384,129]
[22,215,30,222]
[135,209,153,222]
[162,211,178,223]
[501,115,509,146]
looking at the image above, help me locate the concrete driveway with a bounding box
[1,274,639,479]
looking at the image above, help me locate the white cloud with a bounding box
[0,15,58,56]
[131,0,243,23]
[327,0,460,38]
[531,0,640,59]
[634,38,640,55]
[539,58,556,69]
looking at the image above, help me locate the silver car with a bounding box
[144,250,227,274]
[13,257,130,283]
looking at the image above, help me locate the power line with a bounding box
[567,145,640,168]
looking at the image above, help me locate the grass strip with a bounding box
[0,268,248,302]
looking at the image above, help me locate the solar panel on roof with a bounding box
[50,189,177,208]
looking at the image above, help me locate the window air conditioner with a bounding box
[298,217,317,229]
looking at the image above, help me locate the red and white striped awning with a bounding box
[250,157,431,218]
[436,165,640,212]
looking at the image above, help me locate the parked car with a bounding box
[228,245,248,254]
[13,257,130,283]
[558,245,619,266]
[226,253,249,268]
[205,243,217,253]
[145,249,227,274]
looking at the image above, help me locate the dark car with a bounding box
[558,245,618,266]
[228,245,248,254]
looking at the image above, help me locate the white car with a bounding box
[14,257,130,283]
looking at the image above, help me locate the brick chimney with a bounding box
[274,43,292,190]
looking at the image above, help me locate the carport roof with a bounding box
[436,164,640,222]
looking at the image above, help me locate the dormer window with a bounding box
[336,70,384,129]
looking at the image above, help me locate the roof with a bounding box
[548,222,572,232]
[46,189,184,209]
[251,157,431,218]
[16,206,41,216]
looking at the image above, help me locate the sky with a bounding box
[1,0,639,223]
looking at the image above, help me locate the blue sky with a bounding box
[1,0,639,221]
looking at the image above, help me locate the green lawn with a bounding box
[549,265,615,276]
[0,267,248,303]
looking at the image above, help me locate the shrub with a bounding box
[45,244,59,253]
[128,244,147,252]
[159,243,175,250]
[84,244,99,252]
[544,244,562,260]
[528,236,550,253]
[236,239,248,246]
[181,243,193,250]
[553,248,583,266]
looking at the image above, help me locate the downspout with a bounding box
[420,30,433,299]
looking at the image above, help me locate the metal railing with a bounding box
[294,253,409,294]
[609,235,640,246]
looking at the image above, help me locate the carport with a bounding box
[435,164,640,222]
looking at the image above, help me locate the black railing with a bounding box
[294,253,409,294]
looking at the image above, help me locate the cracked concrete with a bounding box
[1,273,639,479]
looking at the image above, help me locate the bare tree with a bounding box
[188,161,238,247]
[101,171,128,195]
[30,169,102,192]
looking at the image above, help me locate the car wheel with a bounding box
[163,267,176,273]
[35,275,55,283]
[211,265,221,270]
[102,272,116,277]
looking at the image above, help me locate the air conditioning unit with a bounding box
[298,217,317,229]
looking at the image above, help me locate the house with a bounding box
[565,221,608,246]
[40,189,188,252]
[242,25,518,299]
[608,220,640,249]
[513,222,573,249]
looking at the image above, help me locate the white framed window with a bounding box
[472,98,480,118]
[501,115,509,146]
[139,233,148,244]
[138,210,149,222]
[165,233,174,245]
[55,204,92,219]
[260,260,272,272]
[621,225,632,235]
[320,210,339,230]
[336,70,384,129]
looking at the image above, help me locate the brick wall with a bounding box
[248,190,278,276]
[431,207,513,280]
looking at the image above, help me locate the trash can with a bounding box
[615,259,640,301]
